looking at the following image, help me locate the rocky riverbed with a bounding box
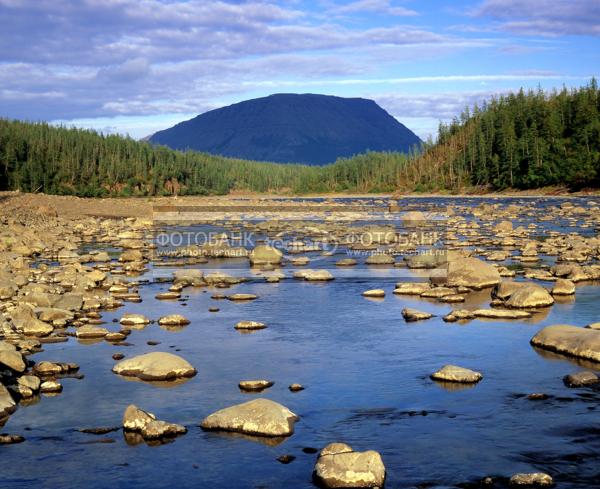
[1,192,600,488]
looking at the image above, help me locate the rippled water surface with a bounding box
[3,197,600,488]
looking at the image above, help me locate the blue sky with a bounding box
[0,0,598,140]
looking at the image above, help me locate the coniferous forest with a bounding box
[0,80,598,196]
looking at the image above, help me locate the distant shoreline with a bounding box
[2,188,599,221]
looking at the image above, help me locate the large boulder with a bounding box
[506,284,554,308]
[446,257,500,289]
[531,325,600,362]
[200,398,298,437]
[313,443,386,488]
[249,245,283,266]
[112,352,197,381]
[492,281,526,301]
[9,305,54,336]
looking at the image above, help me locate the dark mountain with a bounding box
[149,93,421,165]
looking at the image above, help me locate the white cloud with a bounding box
[474,0,600,36]
[328,0,418,17]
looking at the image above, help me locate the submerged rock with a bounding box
[200,398,298,437]
[563,371,599,387]
[431,365,482,384]
[0,434,25,444]
[531,325,600,362]
[112,352,197,381]
[313,443,386,488]
[362,289,385,298]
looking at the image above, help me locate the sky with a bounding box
[0,0,599,141]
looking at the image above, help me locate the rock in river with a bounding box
[200,398,298,437]
[506,284,554,308]
[295,269,334,281]
[112,352,197,381]
[365,254,395,265]
[249,245,283,266]
[563,371,599,387]
[158,315,190,326]
[362,289,385,298]
[446,257,501,289]
[313,443,386,488]
[402,308,433,322]
[123,404,186,440]
[0,384,16,419]
[239,380,274,392]
[235,321,266,331]
[509,472,554,487]
[551,278,576,296]
[431,365,483,384]
[120,314,151,326]
[531,325,600,362]
[0,342,26,372]
[75,324,109,339]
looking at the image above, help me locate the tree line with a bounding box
[435,79,600,190]
[0,118,417,195]
[1,79,598,196]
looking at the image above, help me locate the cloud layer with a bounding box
[474,0,600,36]
[0,0,595,138]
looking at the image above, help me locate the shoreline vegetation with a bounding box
[1,80,598,197]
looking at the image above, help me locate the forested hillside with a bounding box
[0,119,418,195]
[1,80,598,196]
[428,79,600,190]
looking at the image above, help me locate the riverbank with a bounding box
[3,188,600,220]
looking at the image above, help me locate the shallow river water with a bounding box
[2,197,600,489]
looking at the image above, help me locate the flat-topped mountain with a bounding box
[149,93,421,165]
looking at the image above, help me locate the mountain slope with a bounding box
[149,93,421,165]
